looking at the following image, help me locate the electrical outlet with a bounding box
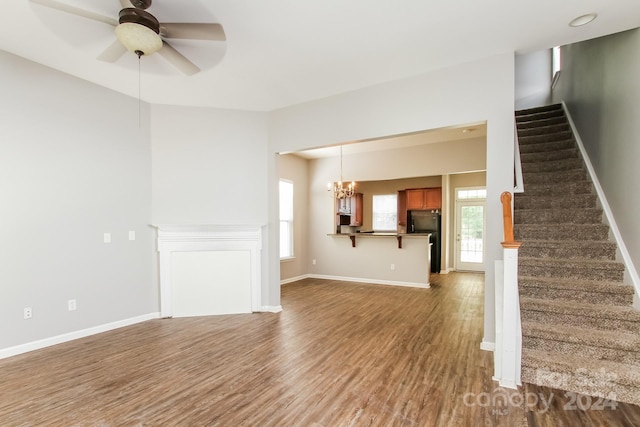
[103,233,111,243]
[128,230,136,241]
[390,263,395,270]
[23,307,32,319]
[312,259,316,265]
[68,299,77,311]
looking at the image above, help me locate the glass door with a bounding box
[455,188,486,272]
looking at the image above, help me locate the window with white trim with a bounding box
[279,180,294,259]
[372,194,397,231]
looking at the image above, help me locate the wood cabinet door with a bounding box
[406,189,425,210]
[424,188,442,209]
[397,190,407,227]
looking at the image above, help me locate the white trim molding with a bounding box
[154,224,263,317]
[261,305,283,313]
[280,274,310,285]
[562,102,640,296]
[308,274,430,289]
[480,340,495,352]
[0,312,159,360]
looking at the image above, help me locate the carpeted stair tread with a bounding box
[516,105,564,122]
[521,349,640,404]
[515,207,601,224]
[516,182,593,196]
[519,240,616,260]
[521,157,584,173]
[520,148,579,163]
[522,169,588,184]
[517,116,567,129]
[514,194,596,210]
[517,123,570,138]
[515,224,608,241]
[520,297,640,323]
[522,321,640,352]
[519,256,624,274]
[518,131,575,145]
[518,139,576,154]
[518,276,640,300]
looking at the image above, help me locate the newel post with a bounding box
[495,192,522,389]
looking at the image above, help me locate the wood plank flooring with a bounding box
[0,273,638,426]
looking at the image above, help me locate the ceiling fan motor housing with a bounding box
[118,8,160,34]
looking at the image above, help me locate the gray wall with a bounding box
[0,51,156,350]
[552,28,640,283]
[515,50,552,110]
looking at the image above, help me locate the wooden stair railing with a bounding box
[501,192,521,249]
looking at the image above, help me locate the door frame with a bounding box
[454,187,486,272]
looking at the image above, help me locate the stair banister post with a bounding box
[497,192,522,389]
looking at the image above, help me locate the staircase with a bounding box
[514,104,640,405]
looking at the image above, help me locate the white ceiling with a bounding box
[2,1,639,112]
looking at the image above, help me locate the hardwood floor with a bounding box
[0,273,637,426]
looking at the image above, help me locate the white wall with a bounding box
[515,50,552,110]
[279,154,309,282]
[0,51,156,351]
[269,53,515,346]
[149,105,275,306]
[552,28,640,284]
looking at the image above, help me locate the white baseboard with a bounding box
[480,340,495,352]
[260,305,283,313]
[562,102,640,297]
[0,312,160,360]
[308,274,430,289]
[280,274,310,285]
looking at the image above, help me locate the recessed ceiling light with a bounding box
[569,13,598,27]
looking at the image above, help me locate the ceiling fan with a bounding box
[31,0,226,75]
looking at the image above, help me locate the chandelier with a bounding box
[328,146,356,199]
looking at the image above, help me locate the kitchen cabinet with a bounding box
[336,193,363,227]
[406,188,441,210]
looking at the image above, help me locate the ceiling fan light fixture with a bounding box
[115,22,163,56]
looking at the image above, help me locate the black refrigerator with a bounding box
[408,210,441,273]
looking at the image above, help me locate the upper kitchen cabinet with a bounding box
[336,193,363,227]
[406,187,442,210]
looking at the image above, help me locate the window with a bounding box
[552,46,561,88]
[279,180,294,259]
[372,194,397,231]
[457,188,486,200]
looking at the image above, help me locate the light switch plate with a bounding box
[103,233,111,243]
[128,231,136,241]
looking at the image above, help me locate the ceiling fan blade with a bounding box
[160,23,226,41]
[31,0,118,26]
[119,0,133,8]
[158,41,200,75]
[97,40,128,62]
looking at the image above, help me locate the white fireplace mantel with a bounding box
[154,224,263,318]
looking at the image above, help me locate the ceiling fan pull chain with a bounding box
[138,52,141,128]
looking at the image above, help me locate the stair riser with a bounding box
[521,158,584,173]
[521,149,579,163]
[519,264,624,281]
[519,131,574,145]
[516,182,592,196]
[515,226,608,240]
[515,209,601,224]
[519,244,616,260]
[521,309,640,333]
[519,139,575,154]
[519,286,633,306]
[514,196,596,209]
[522,170,588,184]
[523,337,640,366]
[518,124,571,138]
[517,116,567,129]
[521,366,640,405]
